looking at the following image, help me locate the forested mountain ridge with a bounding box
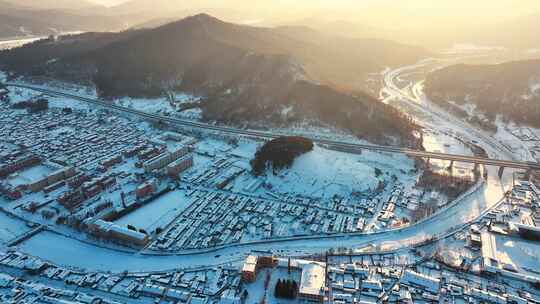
[425,60,540,128]
[0,14,422,146]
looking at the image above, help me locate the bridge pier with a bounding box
[498,166,505,179]
[447,160,454,171]
[525,169,532,181]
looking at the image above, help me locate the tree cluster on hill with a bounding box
[416,170,475,201]
[0,14,424,146]
[251,136,313,176]
[274,279,298,299]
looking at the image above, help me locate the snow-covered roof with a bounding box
[480,231,498,267]
[361,279,382,290]
[299,262,325,297]
[220,289,240,304]
[0,273,13,287]
[109,224,147,241]
[401,269,440,293]
[514,222,540,234]
[94,219,147,242]
[242,255,257,273]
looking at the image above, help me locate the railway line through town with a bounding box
[7,83,540,172]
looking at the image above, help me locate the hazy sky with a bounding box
[95,0,540,13]
[94,0,540,23]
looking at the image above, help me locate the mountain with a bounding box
[0,1,129,39]
[2,0,100,10]
[0,13,62,38]
[424,60,540,128]
[0,14,423,146]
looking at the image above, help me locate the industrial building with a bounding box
[86,219,149,247]
[167,155,194,178]
[143,145,189,173]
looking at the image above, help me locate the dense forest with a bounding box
[416,170,475,201]
[251,136,314,176]
[425,60,540,128]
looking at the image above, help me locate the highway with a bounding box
[7,83,540,172]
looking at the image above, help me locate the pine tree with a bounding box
[292,280,298,298]
[275,279,282,298]
[285,280,292,298]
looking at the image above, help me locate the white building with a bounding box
[299,262,326,302]
[400,269,440,294]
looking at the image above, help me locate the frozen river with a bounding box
[15,164,512,273]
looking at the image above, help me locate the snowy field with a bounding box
[7,86,92,111]
[193,137,417,200]
[114,189,194,231]
[6,165,51,186]
[116,94,202,120]
[261,146,411,199]
[6,164,53,187]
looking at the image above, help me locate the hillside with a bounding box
[2,0,99,10]
[0,14,58,38]
[424,60,540,128]
[0,14,422,146]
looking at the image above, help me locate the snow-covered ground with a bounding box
[6,164,53,187]
[114,190,194,231]
[191,137,416,200]
[116,94,202,120]
[7,85,93,111]
[261,146,413,199]
[269,121,363,144]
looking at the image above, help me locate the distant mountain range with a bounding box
[2,0,99,10]
[425,60,540,128]
[0,0,129,39]
[0,14,424,146]
[291,13,540,51]
[2,0,540,51]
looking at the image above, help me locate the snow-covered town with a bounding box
[1,10,540,302]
